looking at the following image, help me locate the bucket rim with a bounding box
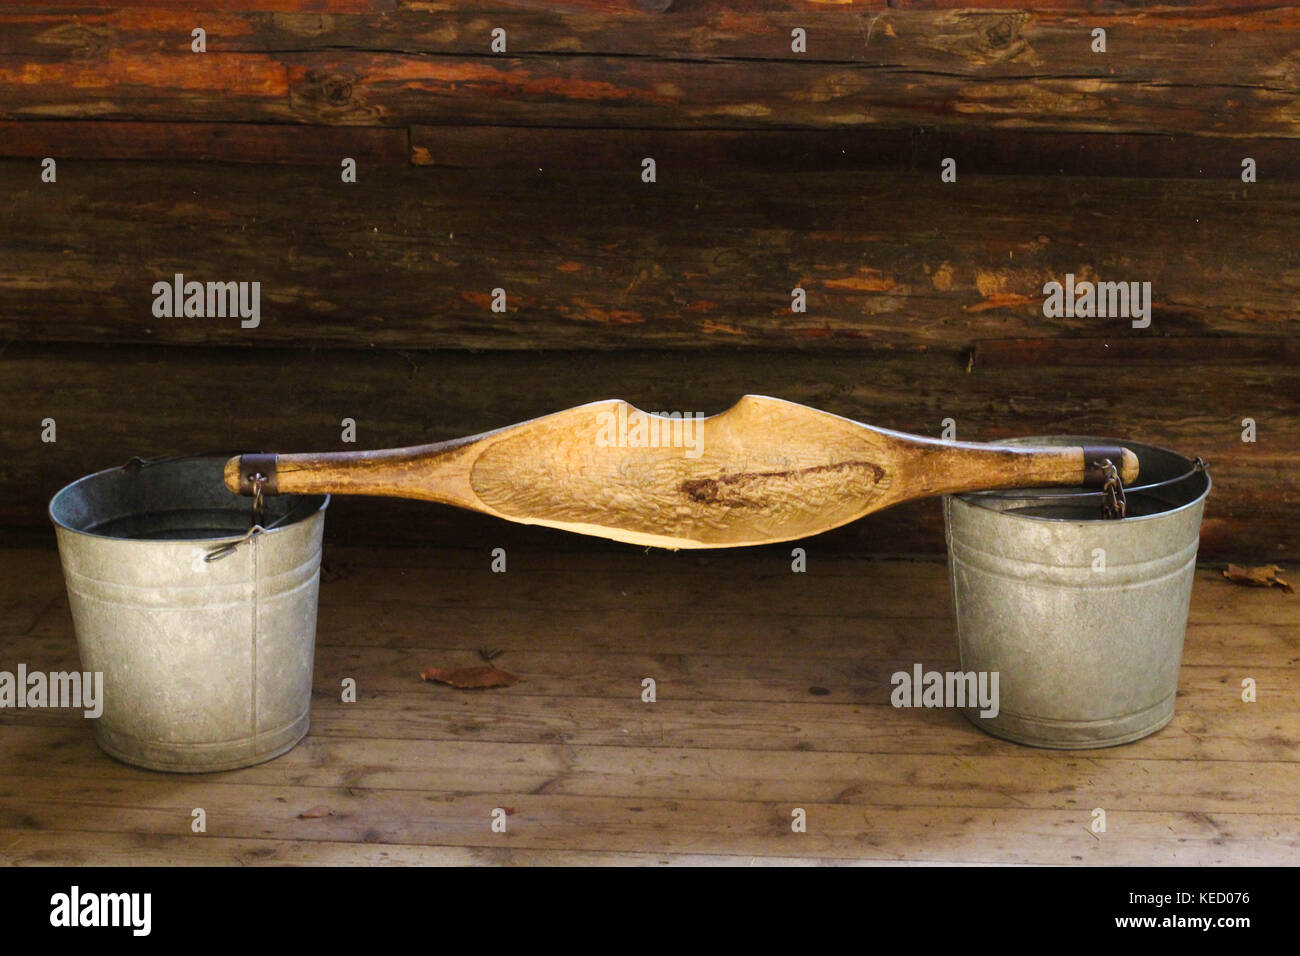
[48,454,329,544]
[951,435,1210,525]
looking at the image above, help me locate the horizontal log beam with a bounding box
[2,7,1298,134]
[7,5,1294,72]
[2,123,1294,180]
[2,160,1295,351]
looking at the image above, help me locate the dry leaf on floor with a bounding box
[419,666,521,689]
[1222,564,1293,593]
[297,805,333,819]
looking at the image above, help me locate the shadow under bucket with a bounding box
[944,437,1211,749]
[49,456,328,772]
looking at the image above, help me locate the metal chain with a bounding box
[1097,460,1127,519]
[250,473,267,526]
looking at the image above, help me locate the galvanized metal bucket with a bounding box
[944,437,1210,749]
[48,456,328,772]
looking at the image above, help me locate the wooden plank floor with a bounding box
[1,543,1297,866]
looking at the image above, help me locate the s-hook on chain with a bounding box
[249,472,267,526]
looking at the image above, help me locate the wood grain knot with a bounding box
[985,17,1020,51]
[680,460,885,509]
[323,76,353,106]
[293,70,358,113]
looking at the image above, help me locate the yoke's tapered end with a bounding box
[1120,448,1139,484]
[224,454,279,496]
[223,456,242,494]
[1082,445,1140,487]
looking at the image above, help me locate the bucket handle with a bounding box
[122,450,267,472]
[204,511,293,563]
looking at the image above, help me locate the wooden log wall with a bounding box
[1,0,1296,559]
